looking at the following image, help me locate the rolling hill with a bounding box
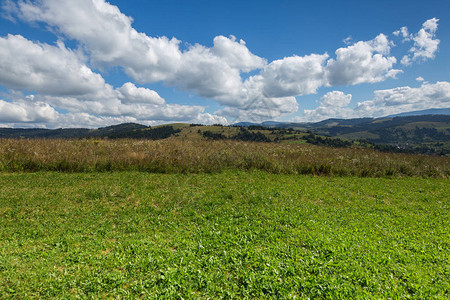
[1,114,449,155]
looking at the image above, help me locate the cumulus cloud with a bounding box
[49,113,141,129]
[1,93,227,127]
[211,35,267,72]
[355,81,450,116]
[0,34,107,96]
[320,90,352,107]
[166,43,244,100]
[301,82,450,122]
[400,18,440,65]
[8,1,405,108]
[217,95,299,123]
[0,98,58,123]
[11,0,265,102]
[190,113,229,126]
[393,26,410,40]
[257,54,329,98]
[2,0,444,127]
[326,34,401,86]
[0,34,221,126]
[12,0,182,79]
[303,91,354,121]
[31,91,216,123]
[117,82,165,105]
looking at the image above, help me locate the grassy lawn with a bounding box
[0,171,449,298]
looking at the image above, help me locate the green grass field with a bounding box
[1,171,449,298]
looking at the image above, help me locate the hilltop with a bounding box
[1,114,449,155]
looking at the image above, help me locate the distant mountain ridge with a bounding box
[232,114,450,152]
[385,108,450,118]
[1,114,449,154]
[0,123,150,139]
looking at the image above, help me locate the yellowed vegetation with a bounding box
[0,138,448,177]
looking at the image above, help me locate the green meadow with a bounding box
[1,171,449,298]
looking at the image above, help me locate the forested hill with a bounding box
[306,115,450,144]
[0,123,179,140]
[1,115,449,155]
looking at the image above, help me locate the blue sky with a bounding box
[0,0,449,128]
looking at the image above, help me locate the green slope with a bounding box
[1,172,449,298]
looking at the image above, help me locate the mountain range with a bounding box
[1,109,449,154]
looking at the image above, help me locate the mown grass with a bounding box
[0,171,449,298]
[1,138,448,177]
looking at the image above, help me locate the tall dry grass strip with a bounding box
[0,138,448,177]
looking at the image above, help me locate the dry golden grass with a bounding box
[0,138,448,177]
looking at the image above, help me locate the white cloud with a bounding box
[257,54,329,98]
[416,76,424,82]
[355,81,450,117]
[211,35,267,72]
[166,43,244,100]
[0,99,58,123]
[0,34,213,126]
[117,82,165,105]
[11,0,264,102]
[393,26,410,40]
[326,34,401,86]
[52,113,140,128]
[320,90,352,107]
[52,111,227,128]
[37,94,206,121]
[9,0,406,118]
[400,55,411,66]
[0,93,227,127]
[0,34,107,96]
[400,18,440,65]
[303,91,354,121]
[300,81,450,122]
[217,96,298,123]
[342,36,352,45]
[0,0,19,22]
[191,113,229,125]
[2,1,444,127]
[14,0,182,81]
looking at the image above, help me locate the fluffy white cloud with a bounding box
[11,0,182,81]
[301,82,450,122]
[217,96,298,123]
[166,43,244,100]
[257,54,329,98]
[326,34,401,86]
[355,81,450,116]
[50,113,140,128]
[0,98,58,123]
[190,113,229,125]
[0,34,214,126]
[36,94,207,121]
[0,93,227,127]
[320,90,352,107]
[0,34,107,96]
[2,0,444,127]
[117,82,165,105]
[9,0,405,116]
[393,26,410,40]
[211,35,267,72]
[303,91,354,121]
[400,18,440,65]
[10,0,264,102]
